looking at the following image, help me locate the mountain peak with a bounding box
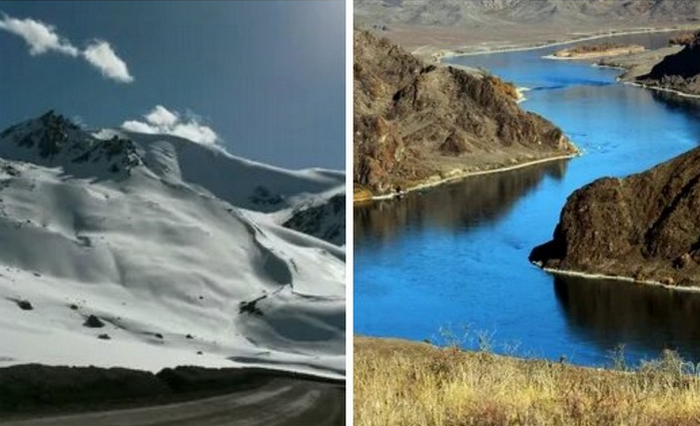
[0,111,142,177]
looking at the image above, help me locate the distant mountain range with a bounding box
[356,0,700,28]
[0,111,345,376]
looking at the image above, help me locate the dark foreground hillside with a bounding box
[0,364,344,426]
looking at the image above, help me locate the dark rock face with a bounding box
[637,32,700,96]
[248,186,284,206]
[531,146,700,287]
[84,314,105,328]
[353,30,577,195]
[283,193,345,245]
[14,299,33,311]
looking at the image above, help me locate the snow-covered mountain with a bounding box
[0,111,345,377]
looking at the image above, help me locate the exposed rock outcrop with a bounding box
[637,32,700,96]
[283,193,345,245]
[354,29,577,197]
[530,146,700,287]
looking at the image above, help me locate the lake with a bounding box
[354,31,700,367]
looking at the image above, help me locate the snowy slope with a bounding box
[98,128,344,213]
[0,112,345,377]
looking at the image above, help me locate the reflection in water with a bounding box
[554,276,700,363]
[354,160,568,243]
[651,89,700,118]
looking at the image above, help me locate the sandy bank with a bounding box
[546,45,645,60]
[355,152,578,203]
[433,26,699,61]
[535,264,700,294]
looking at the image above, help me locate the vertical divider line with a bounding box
[345,0,355,423]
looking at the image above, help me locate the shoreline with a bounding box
[624,81,700,99]
[537,264,700,294]
[435,25,700,61]
[359,152,578,203]
[543,45,646,61]
[543,52,642,61]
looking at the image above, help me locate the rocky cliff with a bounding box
[354,29,577,197]
[530,146,700,287]
[637,31,700,95]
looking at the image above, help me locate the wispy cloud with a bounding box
[0,14,78,56]
[0,13,133,83]
[122,106,219,145]
[84,40,133,83]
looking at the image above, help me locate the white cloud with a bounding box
[0,13,133,83]
[171,122,219,145]
[83,40,133,83]
[122,106,219,145]
[121,120,158,134]
[0,14,78,56]
[144,105,178,128]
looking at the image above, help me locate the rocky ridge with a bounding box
[354,29,577,197]
[0,111,141,177]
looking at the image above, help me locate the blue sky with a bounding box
[0,1,345,170]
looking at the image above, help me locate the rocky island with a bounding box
[552,43,645,59]
[530,146,700,288]
[354,29,578,200]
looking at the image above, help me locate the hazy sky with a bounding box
[0,1,345,170]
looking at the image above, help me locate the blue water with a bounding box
[354,33,700,367]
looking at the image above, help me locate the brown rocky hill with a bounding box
[637,31,700,95]
[354,29,577,197]
[530,146,700,287]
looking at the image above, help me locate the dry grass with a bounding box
[485,75,519,101]
[355,336,700,426]
[669,32,696,46]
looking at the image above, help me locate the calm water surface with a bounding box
[354,32,700,367]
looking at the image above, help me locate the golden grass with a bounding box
[354,336,700,426]
[354,185,375,203]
